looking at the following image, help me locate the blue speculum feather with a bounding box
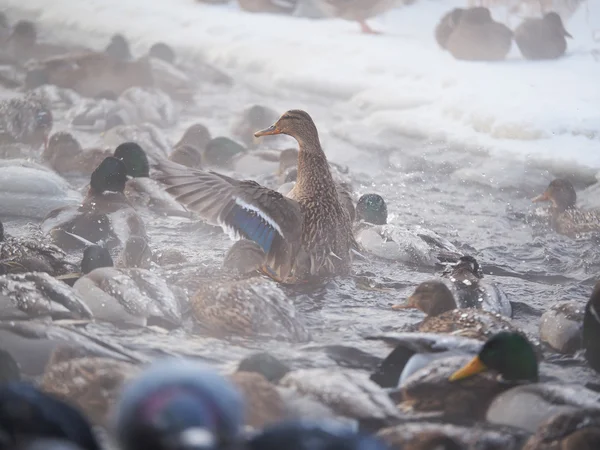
[230,205,276,253]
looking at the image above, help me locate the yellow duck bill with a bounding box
[449,356,488,381]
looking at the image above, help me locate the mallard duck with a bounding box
[41,346,140,426]
[444,7,513,61]
[105,34,131,61]
[392,280,456,316]
[115,359,244,450]
[435,8,464,49]
[583,281,600,373]
[354,194,461,266]
[158,110,357,284]
[43,132,111,176]
[169,123,212,167]
[72,245,184,329]
[0,382,101,450]
[539,301,582,354]
[515,12,572,60]
[443,256,511,317]
[4,20,76,64]
[231,105,280,149]
[315,0,403,34]
[148,42,175,64]
[41,156,147,251]
[229,371,286,429]
[0,94,52,149]
[532,179,600,237]
[237,0,298,15]
[113,141,191,217]
[523,409,600,450]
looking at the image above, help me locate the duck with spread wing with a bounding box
[158,110,356,284]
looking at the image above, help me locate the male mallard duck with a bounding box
[237,0,298,15]
[0,382,101,450]
[443,256,511,317]
[72,245,184,329]
[317,0,403,34]
[115,359,244,450]
[43,132,111,176]
[0,94,52,149]
[532,179,600,237]
[113,141,191,217]
[0,220,73,275]
[515,12,572,60]
[444,7,513,61]
[435,8,464,49]
[159,110,357,284]
[41,156,147,251]
[354,194,461,266]
[583,281,600,373]
[41,346,140,426]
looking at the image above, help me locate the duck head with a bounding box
[454,255,482,278]
[532,179,576,212]
[237,352,290,383]
[115,359,244,450]
[176,124,212,152]
[121,236,152,269]
[449,331,539,382]
[44,132,82,163]
[149,42,176,64]
[356,194,388,225]
[105,34,131,61]
[90,157,128,194]
[114,142,150,178]
[392,281,456,316]
[545,12,572,38]
[81,245,113,274]
[254,110,319,148]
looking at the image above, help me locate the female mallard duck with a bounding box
[532,179,600,237]
[72,245,184,329]
[435,8,464,49]
[41,346,140,426]
[113,141,191,217]
[237,0,298,15]
[0,94,52,149]
[0,220,73,275]
[583,281,600,373]
[158,110,357,284]
[443,256,511,317]
[169,123,212,168]
[43,132,111,176]
[444,7,512,61]
[354,194,461,266]
[515,12,572,60]
[41,156,147,251]
[317,0,403,34]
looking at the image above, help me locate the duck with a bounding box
[435,8,464,49]
[42,131,111,177]
[237,0,298,15]
[313,0,403,34]
[354,194,462,267]
[539,301,582,354]
[41,156,147,251]
[515,12,572,60]
[40,346,140,426]
[583,281,600,373]
[0,93,52,149]
[442,255,512,317]
[0,220,74,275]
[231,105,280,149]
[0,382,101,450]
[115,358,244,450]
[532,179,600,237]
[522,409,600,450]
[113,141,192,217]
[158,110,357,284]
[169,123,212,168]
[105,34,131,61]
[444,7,513,61]
[148,42,175,64]
[72,245,185,329]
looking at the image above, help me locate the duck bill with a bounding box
[531,191,550,203]
[254,125,280,137]
[449,356,487,381]
[391,295,418,311]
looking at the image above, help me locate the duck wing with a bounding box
[156,161,303,280]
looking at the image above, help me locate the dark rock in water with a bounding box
[539,301,583,354]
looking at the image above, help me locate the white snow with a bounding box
[4,0,600,171]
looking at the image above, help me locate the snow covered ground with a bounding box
[4,0,600,172]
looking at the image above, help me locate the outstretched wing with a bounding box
[156,161,303,279]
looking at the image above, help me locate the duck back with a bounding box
[515,19,567,60]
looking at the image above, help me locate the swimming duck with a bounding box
[115,358,244,450]
[583,281,600,373]
[43,131,111,176]
[392,280,456,316]
[237,0,298,15]
[159,110,357,284]
[0,94,52,149]
[229,371,286,429]
[354,194,461,266]
[113,141,191,217]
[72,245,184,329]
[41,156,147,251]
[314,0,403,34]
[532,178,600,237]
[148,42,176,64]
[435,8,464,49]
[231,105,280,149]
[0,220,73,275]
[523,409,600,450]
[105,34,132,61]
[169,123,211,168]
[41,346,140,426]
[515,12,572,60]
[443,256,512,317]
[444,7,513,61]
[0,382,101,450]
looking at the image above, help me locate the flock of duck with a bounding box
[0,4,598,450]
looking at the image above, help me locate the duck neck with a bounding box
[295,139,336,197]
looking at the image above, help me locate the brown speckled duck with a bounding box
[532,179,600,237]
[43,132,111,176]
[515,12,572,60]
[444,7,513,61]
[158,110,357,284]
